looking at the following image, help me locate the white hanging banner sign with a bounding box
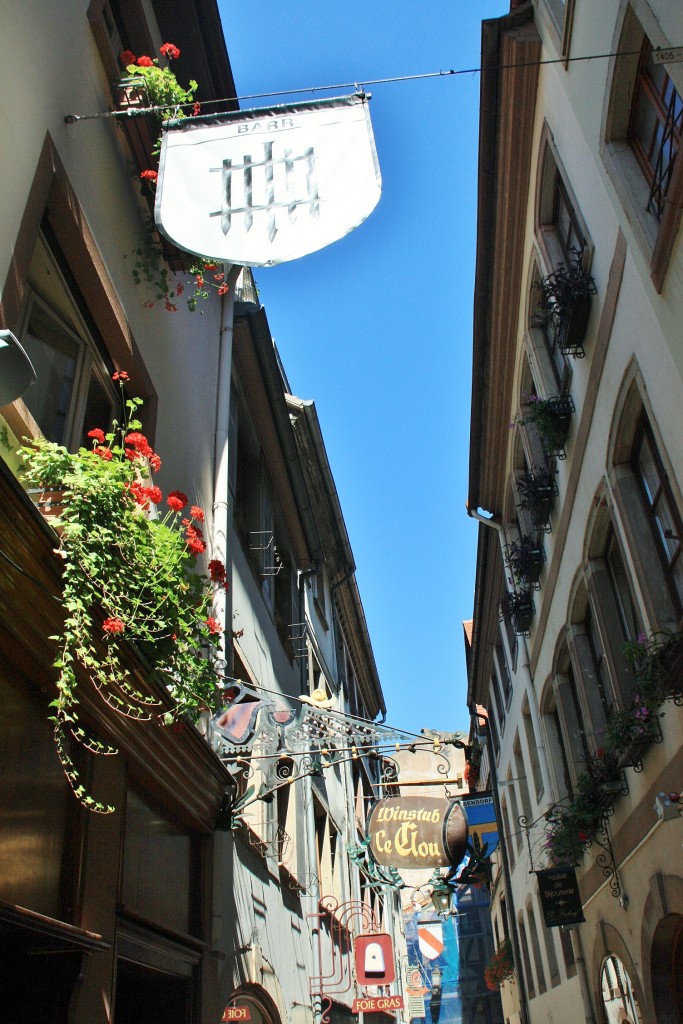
[155,94,381,267]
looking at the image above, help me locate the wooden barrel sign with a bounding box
[367,797,468,869]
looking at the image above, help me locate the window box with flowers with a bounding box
[500,590,535,637]
[504,535,546,590]
[484,938,515,991]
[543,754,627,866]
[517,394,575,460]
[625,629,683,703]
[112,45,234,310]
[517,466,558,531]
[606,701,663,771]
[18,371,228,814]
[530,256,597,358]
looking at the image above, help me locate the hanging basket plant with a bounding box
[500,590,535,636]
[516,465,558,531]
[484,938,514,991]
[530,256,597,358]
[19,372,228,813]
[114,45,230,313]
[504,535,546,590]
[516,394,575,459]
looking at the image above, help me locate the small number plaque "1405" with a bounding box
[653,47,683,65]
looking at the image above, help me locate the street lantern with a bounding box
[430,876,455,917]
[430,966,443,993]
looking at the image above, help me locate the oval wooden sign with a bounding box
[367,797,468,868]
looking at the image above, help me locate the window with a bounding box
[600,955,643,1024]
[536,133,589,272]
[633,412,683,617]
[522,701,544,800]
[526,900,546,995]
[18,235,116,450]
[559,927,576,977]
[518,915,535,999]
[629,41,682,221]
[603,9,683,289]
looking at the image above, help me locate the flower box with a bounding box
[594,776,629,816]
[518,395,575,460]
[517,468,558,531]
[500,591,535,636]
[609,715,662,771]
[530,257,597,359]
[504,536,546,590]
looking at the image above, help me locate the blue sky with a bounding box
[220,1,509,733]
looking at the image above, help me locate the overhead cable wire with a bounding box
[64,45,655,124]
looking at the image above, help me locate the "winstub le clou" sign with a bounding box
[366,797,467,869]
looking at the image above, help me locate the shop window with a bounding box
[16,235,117,450]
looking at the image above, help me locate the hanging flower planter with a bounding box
[504,535,546,590]
[517,395,575,460]
[500,591,535,636]
[484,938,514,991]
[18,372,227,814]
[530,257,597,358]
[516,466,558,531]
[606,705,663,771]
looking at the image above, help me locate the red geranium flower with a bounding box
[146,485,162,505]
[160,42,180,60]
[190,505,205,521]
[208,559,226,582]
[188,536,206,555]
[119,50,136,67]
[103,616,125,634]
[218,283,229,296]
[206,617,222,635]
[195,275,204,288]
[176,283,184,296]
[137,55,154,67]
[149,453,162,473]
[213,273,224,281]
[140,169,158,182]
[112,370,129,383]
[193,101,201,116]
[87,428,105,443]
[94,446,113,461]
[167,490,188,512]
[165,299,177,312]
[203,263,217,270]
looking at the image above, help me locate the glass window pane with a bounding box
[21,302,80,444]
[80,371,115,449]
[636,433,660,504]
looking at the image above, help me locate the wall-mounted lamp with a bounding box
[430,965,443,993]
[0,330,36,406]
[655,791,681,822]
